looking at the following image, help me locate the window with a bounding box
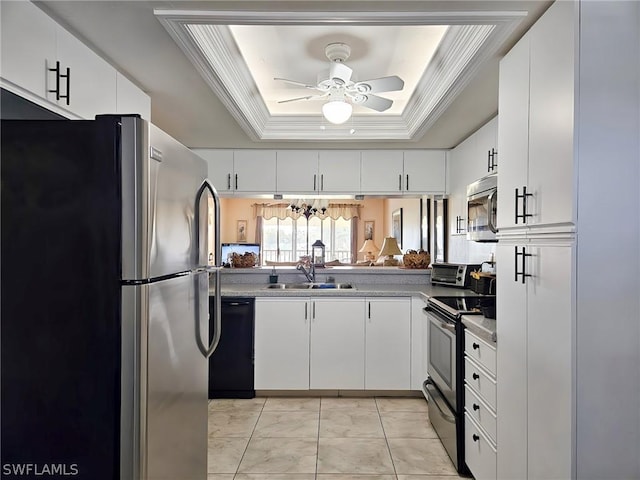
[262,216,352,264]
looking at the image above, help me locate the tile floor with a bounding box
[207,396,467,480]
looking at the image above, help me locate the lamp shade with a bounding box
[358,239,380,262]
[322,99,352,124]
[378,237,402,266]
[378,237,402,257]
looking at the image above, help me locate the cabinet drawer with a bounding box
[465,384,496,443]
[465,330,496,376]
[464,356,496,408]
[465,414,497,480]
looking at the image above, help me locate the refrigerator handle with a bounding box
[195,179,222,358]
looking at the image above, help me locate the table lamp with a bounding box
[378,237,402,266]
[358,239,380,263]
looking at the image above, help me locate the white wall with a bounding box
[448,235,495,265]
[385,198,422,252]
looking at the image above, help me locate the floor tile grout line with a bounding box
[230,398,265,478]
[376,396,401,480]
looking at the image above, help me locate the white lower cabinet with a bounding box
[310,298,365,389]
[254,298,310,390]
[465,414,497,480]
[365,298,411,390]
[255,296,414,391]
[464,329,497,480]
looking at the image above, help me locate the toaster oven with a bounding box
[430,263,481,288]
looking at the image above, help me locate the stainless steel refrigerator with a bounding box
[1,115,222,479]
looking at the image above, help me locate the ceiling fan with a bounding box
[274,42,405,124]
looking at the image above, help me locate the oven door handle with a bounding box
[423,307,456,333]
[425,380,456,422]
[439,321,456,333]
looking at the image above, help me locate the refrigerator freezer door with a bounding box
[121,118,209,281]
[121,272,209,480]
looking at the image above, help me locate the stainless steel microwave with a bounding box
[431,263,481,288]
[467,174,498,242]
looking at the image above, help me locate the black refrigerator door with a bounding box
[1,119,122,479]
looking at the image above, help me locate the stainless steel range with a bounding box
[422,295,495,474]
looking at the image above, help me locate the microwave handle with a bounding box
[488,190,498,233]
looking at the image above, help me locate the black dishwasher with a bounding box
[208,297,255,399]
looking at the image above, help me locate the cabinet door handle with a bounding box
[473,434,480,442]
[304,303,308,320]
[48,61,70,105]
[472,373,480,380]
[313,174,317,191]
[472,343,480,350]
[227,173,231,190]
[61,66,70,105]
[398,174,402,191]
[235,173,238,190]
[321,174,324,191]
[487,149,491,172]
[368,302,371,319]
[515,186,533,224]
[406,174,409,191]
[312,301,316,319]
[514,246,533,283]
[48,61,61,100]
[473,403,480,411]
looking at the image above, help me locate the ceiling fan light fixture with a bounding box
[322,99,352,125]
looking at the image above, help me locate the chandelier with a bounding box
[288,198,329,219]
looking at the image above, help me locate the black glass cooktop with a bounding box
[429,295,496,316]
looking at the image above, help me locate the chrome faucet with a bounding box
[296,262,315,283]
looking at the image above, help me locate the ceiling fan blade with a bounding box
[354,76,405,94]
[274,77,317,89]
[359,94,393,112]
[277,95,317,104]
[329,62,353,85]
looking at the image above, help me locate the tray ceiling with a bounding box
[156,9,526,141]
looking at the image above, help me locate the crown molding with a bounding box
[156,9,525,141]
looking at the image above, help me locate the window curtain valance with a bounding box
[253,202,361,221]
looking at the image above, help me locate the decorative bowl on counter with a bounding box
[402,249,431,269]
[231,252,257,268]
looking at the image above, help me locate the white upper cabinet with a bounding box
[1,1,57,102]
[277,150,360,194]
[476,116,498,175]
[360,150,405,193]
[527,1,575,229]
[115,72,151,121]
[403,150,446,193]
[54,24,116,119]
[497,0,575,233]
[1,1,149,121]
[233,150,277,194]
[497,35,530,232]
[196,149,234,193]
[196,149,277,195]
[276,150,319,193]
[361,150,445,194]
[318,150,361,194]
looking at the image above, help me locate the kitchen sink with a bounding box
[264,283,355,290]
[265,283,312,289]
